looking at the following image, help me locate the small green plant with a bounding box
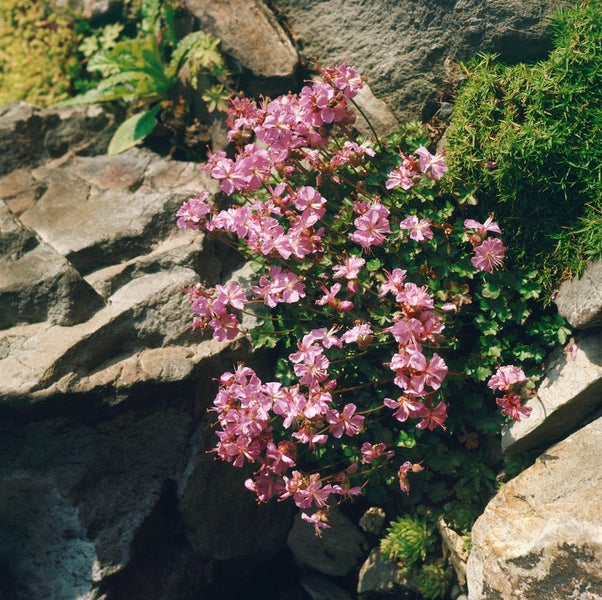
[55,0,230,154]
[414,562,450,600]
[380,517,450,599]
[381,516,434,565]
[0,0,84,106]
[444,0,602,293]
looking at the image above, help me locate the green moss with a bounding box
[445,0,602,292]
[0,0,85,106]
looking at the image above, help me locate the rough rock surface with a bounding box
[185,0,298,79]
[0,102,116,177]
[0,107,293,599]
[275,0,573,122]
[555,260,602,329]
[357,547,409,597]
[468,416,602,600]
[502,332,602,454]
[0,201,104,329]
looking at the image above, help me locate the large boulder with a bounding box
[185,0,298,80]
[467,416,602,600]
[274,0,573,122]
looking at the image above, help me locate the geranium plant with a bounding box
[176,65,567,547]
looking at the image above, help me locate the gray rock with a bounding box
[179,445,294,560]
[502,332,602,454]
[0,479,97,600]
[555,260,602,329]
[287,508,368,577]
[15,150,209,274]
[353,83,400,139]
[437,518,469,590]
[185,0,298,78]
[359,506,387,535]
[357,547,409,597]
[275,0,572,122]
[52,0,124,21]
[467,416,602,600]
[0,103,116,177]
[0,201,104,328]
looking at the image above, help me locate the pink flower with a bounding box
[415,401,448,430]
[320,63,364,98]
[214,282,247,311]
[487,365,527,391]
[349,201,391,249]
[333,256,365,293]
[209,311,241,342]
[245,473,285,503]
[496,392,532,421]
[396,282,435,311]
[251,266,306,307]
[176,192,212,230]
[293,347,330,386]
[327,403,365,438]
[425,353,448,390]
[383,395,424,422]
[397,461,423,494]
[471,238,505,273]
[341,322,373,347]
[282,471,334,509]
[265,440,297,475]
[464,215,502,236]
[301,510,332,536]
[315,283,354,312]
[378,268,407,298]
[360,442,394,463]
[414,146,447,180]
[386,165,416,190]
[399,215,434,241]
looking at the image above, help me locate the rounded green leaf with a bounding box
[107,105,161,155]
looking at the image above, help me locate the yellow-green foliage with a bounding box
[0,0,82,106]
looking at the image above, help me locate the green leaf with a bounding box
[107,105,161,155]
[366,258,383,272]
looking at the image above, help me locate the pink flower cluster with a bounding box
[175,64,531,532]
[487,365,532,421]
[380,270,449,431]
[385,146,447,191]
[211,361,367,533]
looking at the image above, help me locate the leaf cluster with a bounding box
[54,0,231,154]
[380,516,449,599]
[444,0,602,293]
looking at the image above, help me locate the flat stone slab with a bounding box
[0,268,198,398]
[502,332,602,454]
[1,148,216,275]
[0,201,104,328]
[468,416,602,599]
